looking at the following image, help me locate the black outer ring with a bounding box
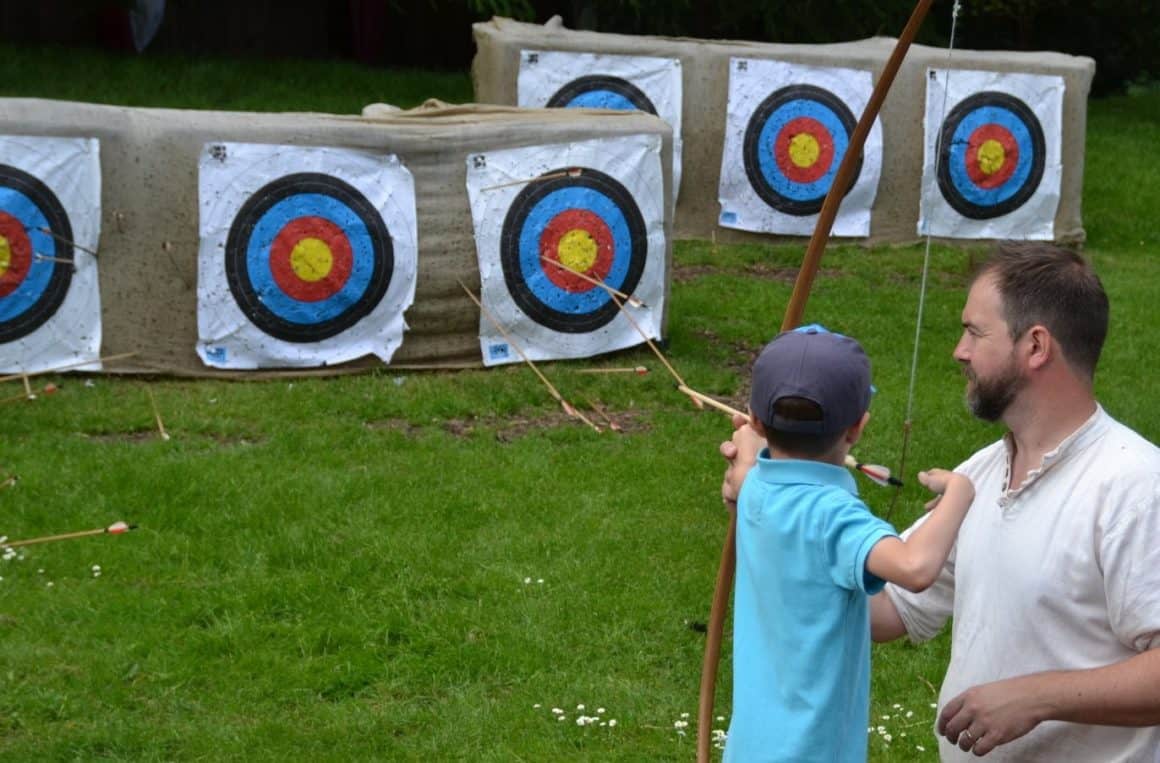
[224,172,393,344]
[741,84,862,216]
[936,91,1046,220]
[546,75,658,115]
[0,164,74,344]
[499,168,648,334]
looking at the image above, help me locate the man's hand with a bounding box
[938,676,1050,756]
[720,412,763,505]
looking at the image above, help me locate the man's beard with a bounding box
[965,356,1025,422]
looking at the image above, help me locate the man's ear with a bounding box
[1025,324,1052,371]
[845,411,871,445]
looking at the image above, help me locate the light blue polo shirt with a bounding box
[724,452,897,763]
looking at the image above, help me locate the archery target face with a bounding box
[0,135,101,374]
[545,75,656,113]
[197,143,417,369]
[719,59,882,237]
[518,50,683,203]
[502,168,647,334]
[224,173,392,343]
[465,134,667,367]
[919,69,1063,240]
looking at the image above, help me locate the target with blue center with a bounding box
[742,84,861,216]
[546,75,658,115]
[0,164,74,344]
[937,91,1045,220]
[500,168,647,334]
[224,172,393,343]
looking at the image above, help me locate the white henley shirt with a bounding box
[886,405,1160,762]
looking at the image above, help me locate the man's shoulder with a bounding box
[1095,411,1160,473]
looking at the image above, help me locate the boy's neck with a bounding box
[766,441,851,467]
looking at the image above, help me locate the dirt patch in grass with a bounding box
[203,432,265,447]
[365,419,425,437]
[78,430,264,446]
[79,430,165,444]
[695,327,762,383]
[495,407,651,441]
[366,407,652,441]
[673,262,843,284]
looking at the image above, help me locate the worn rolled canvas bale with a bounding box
[472,16,1093,246]
[0,98,672,376]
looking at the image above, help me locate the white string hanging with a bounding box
[891,0,963,517]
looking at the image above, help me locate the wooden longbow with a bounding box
[696,3,936,759]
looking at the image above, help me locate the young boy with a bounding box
[724,327,974,762]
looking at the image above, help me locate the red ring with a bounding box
[965,124,1019,189]
[774,116,835,185]
[268,216,353,302]
[0,211,33,299]
[539,209,613,293]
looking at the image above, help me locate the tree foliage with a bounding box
[508,0,1158,95]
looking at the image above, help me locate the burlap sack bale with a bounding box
[472,16,1094,246]
[0,98,673,376]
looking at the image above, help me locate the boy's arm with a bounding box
[866,470,973,593]
[720,414,763,505]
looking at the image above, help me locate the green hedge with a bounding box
[4,1,1155,94]
[537,0,1159,95]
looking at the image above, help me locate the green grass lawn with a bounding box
[1,43,1159,761]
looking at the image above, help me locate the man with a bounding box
[720,243,1160,760]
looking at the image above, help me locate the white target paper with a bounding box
[718,58,882,237]
[919,69,1063,240]
[0,135,102,375]
[197,143,418,369]
[465,134,667,367]
[518,50,683,203]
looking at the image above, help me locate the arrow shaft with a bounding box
[459,281,601,432]
[3,527,107,548]
[678,385,745,419]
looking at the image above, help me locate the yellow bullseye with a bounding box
[0,236,10,278]
[289,237,333,282]
[789,133,821,168]
[977,138,1007,175]
[557,229,598,273]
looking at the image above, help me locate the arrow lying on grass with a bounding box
[1,521,138,549]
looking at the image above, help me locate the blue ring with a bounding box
[546,75,657,115]
[244,193,375,325]
[755,99,850,202]
[563,91,639,111]
[945,105,1035,207]
[516,187,632,315]
[0,189,57,323]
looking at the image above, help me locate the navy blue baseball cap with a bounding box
[749,325,872,435]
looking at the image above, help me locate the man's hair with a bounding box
[975,242,1109,380]
[762,397,846,457]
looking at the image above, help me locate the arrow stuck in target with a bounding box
[538,255,647,308]
[36,226,100,257]
[479,167,584,193]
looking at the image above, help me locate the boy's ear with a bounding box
[845,411,871,444]
[748,410,767,438]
